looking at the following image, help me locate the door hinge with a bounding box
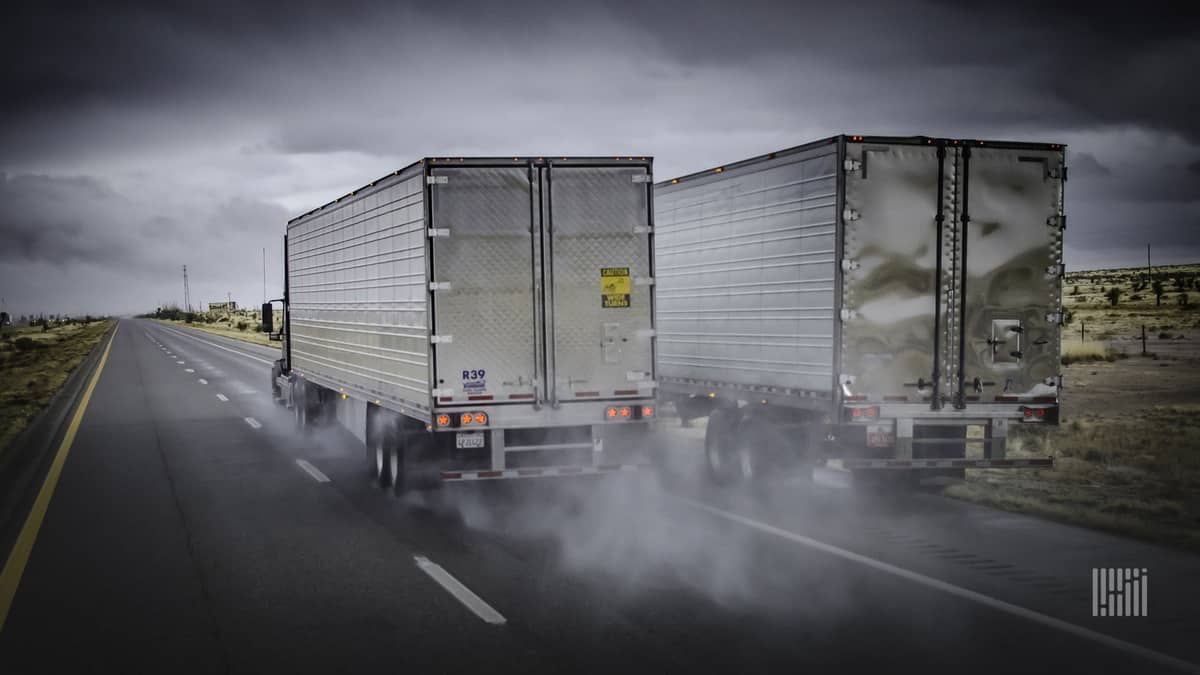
[1046,214,1066,229]
[1045,312,1064,325]
[431,335,453,344]
[626,370,651,381]
[426,175,448,185]
[429,281,452,291]
[431,388,454,397]
[840,308,858,321]
[633,225,652,234]
[632,173,652,184]
[843,208,861,222]
[427,228,450,238]
[636,328,657,338]
[1044,264,1065,278]
[841,258,860,272]
[634,277,655,286]
[843,159,862,173]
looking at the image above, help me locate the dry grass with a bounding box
[944,270,1200,552]
[0,321,113,456]
[1060,341,1125,365]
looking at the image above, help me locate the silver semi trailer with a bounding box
[265,156,657,492]
[654,135,1063,483]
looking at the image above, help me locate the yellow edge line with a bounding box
[0,322,119,632]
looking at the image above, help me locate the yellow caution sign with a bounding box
[601,267,631,308]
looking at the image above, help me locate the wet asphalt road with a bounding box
[0,318,1197,674]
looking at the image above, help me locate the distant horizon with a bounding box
[4,260,1197,321]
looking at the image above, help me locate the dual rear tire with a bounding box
[704,408,760,486]
[369,417,437,495]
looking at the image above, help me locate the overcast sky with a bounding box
[1,0,1197,318]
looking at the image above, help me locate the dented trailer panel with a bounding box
[656,135,1065,421]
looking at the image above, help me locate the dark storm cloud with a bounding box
[0,173,134,265]
[1069,152,1111,178]
[0,0,1198,315]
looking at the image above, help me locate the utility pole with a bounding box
[182,265,191,313]
[262,247,267,305]
[1147,244,1152,284]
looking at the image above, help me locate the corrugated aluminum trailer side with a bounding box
[655,135,1064,484]
[269,157,657,492]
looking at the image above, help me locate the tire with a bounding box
[704,407,742,486]
[270,360,283,404]
[372,427,396,489]
[293,380,309,431]
[393,430,440,496]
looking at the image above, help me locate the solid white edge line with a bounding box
[295,459,330,483]
[159,325,274,365]
[414,556,506,625]
[676,497,1200,674]
[216,394,229,402]
[244,417,262,429]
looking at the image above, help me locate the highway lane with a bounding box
[0,318,1196,674]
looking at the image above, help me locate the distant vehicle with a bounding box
[265,156,657,492]
[654,135,1065,484]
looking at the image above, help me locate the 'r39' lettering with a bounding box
[462,369,485,380]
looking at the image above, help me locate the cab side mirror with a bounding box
[261,303,274,333]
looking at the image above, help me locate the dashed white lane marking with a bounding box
[198,378,208,385]
[216,394,229,402]
[159,326,274,365]
[413,556,506,625]
[184,368,195,373]
[678,498,1200,675]
[244,417,262,429]
[176,360,185,364]
[295,459,330,483]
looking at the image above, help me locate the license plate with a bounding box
[867,425,894,448]
[456,432,485,449]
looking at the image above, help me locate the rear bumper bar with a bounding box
[440,463,652,482]
[823,457,1053,471]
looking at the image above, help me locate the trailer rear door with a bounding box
[429,166,539,404]
[545,164,655,402]
[954,146,1064,401]
[840,142,948,402]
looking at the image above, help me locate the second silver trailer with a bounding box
[654,135,1064,482]
[267,156,657,491]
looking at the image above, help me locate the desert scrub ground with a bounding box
[0,320,113,456]
[1061,263,1200,359]
[157,315,277,348]
[946,332,1200,551]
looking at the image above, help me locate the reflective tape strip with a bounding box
[440,464,651,482]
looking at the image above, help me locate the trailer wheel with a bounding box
[373,429,397,489]
[293,380,309,430]
[270,360,283,404]
[705,408,742,486]
[393,431,440,496]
